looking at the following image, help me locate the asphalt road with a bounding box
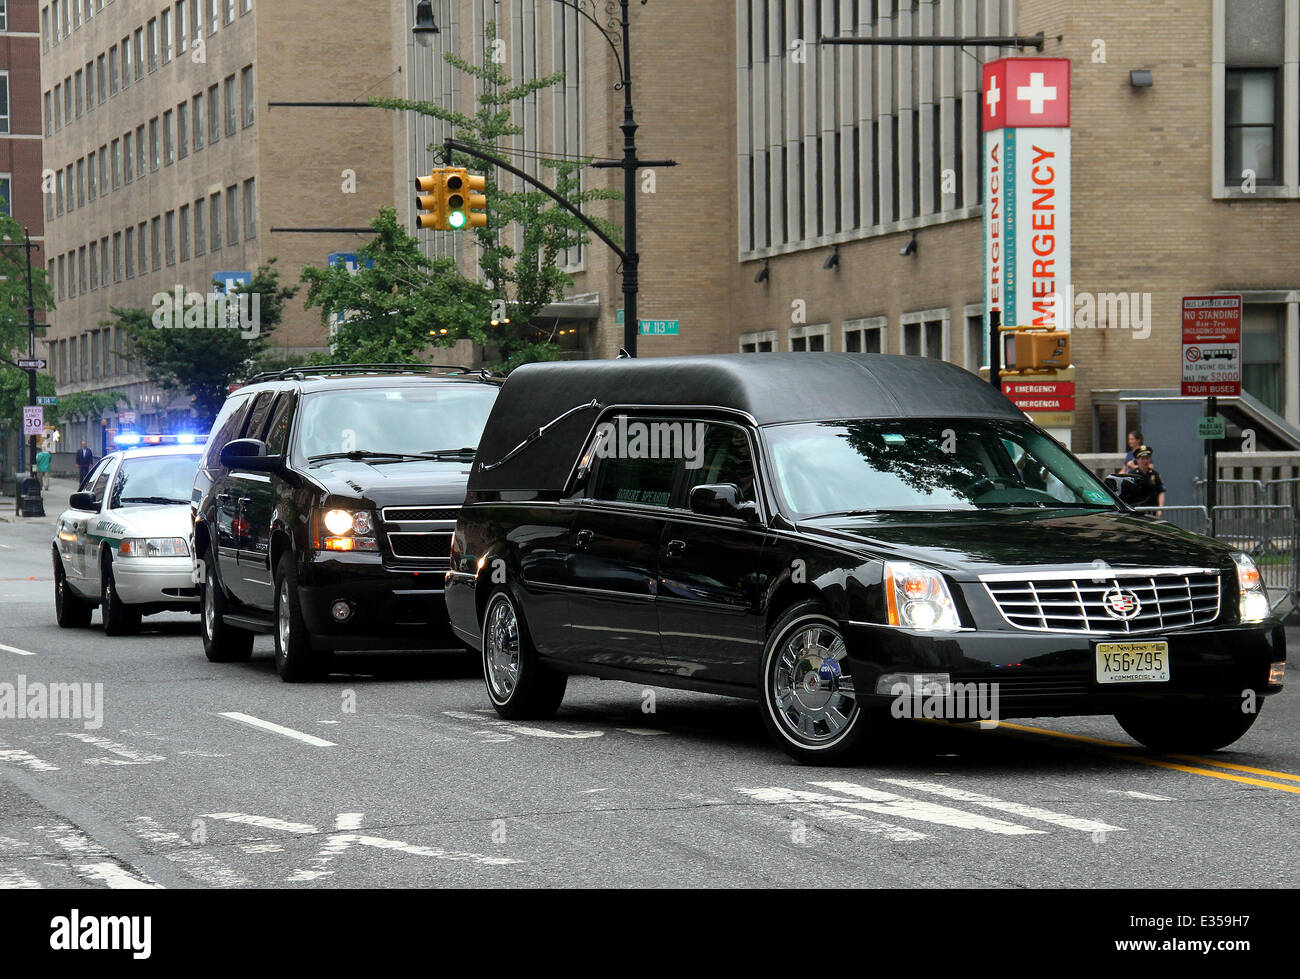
[2,497,1298,889]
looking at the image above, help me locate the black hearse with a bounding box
[446,354,1284,763]
[194,365,500,680]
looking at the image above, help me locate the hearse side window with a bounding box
[203,392,251,468]
[587,416,680,507]
[682,423,758,504]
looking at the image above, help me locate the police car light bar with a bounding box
[114,433,209,448]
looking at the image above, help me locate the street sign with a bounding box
[1003,379,1075,413]
[119,411,137,425]
[615,308,625,325]
[1181,295,1241,397]
[638,320,679,336]
[17,358,47,370]
[1197,417,1226,439]
[36,396,58,406]
[22,406,44,435]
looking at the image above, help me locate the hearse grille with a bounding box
[381,505,459,566]
[982,570,1222,635]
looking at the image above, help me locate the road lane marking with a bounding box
[73,861,161,889]
[873,778,1125,833]
[131,817,249,888]
[217,712,337,747]
[1108,790,1175,801]
[58,733,165,766]
[442,710,604,740]
[0,748,59,772]
[986,722,1300,796]
[808,781,1045,836]
[739,786,929,841]
[41,823,160,889]
[0,642,35,656]
[0,868,40,888]
[1166,755,1300,783]
[201,813,318,834]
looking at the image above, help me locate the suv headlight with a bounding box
[119,537,190,558]
[315,508,379,552]
[1232,552,1270,622]
[883,561,963,631]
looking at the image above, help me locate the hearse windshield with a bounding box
[764,419,1117,519]
[298,386,498,462]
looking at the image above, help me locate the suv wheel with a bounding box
[759,602,870,764]
[1115,699,1263,753]
[200,556,254,663]
[274,553,323,682]
[482,588,566,719]
[101,556,142,636]
[53,550,93,628]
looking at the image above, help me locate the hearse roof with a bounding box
[470,353,1025,493]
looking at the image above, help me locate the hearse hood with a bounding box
[799,509,1236,578]
[307,458,472,509]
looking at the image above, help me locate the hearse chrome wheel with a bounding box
[770,622,858,743]
[484,594,522,702]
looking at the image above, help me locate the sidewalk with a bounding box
[1,474,81,525]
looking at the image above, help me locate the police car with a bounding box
[53,438,206,634]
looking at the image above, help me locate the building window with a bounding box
[738,329,777,353]
[122,132,132,183]
[62,75,70,122]
[136,123,146,176]
[74,69,83,117]
[179,204,190,261]
[0,175,10,216]
[78,247,87,294]
[134,28,145,81]
[162,9,173,64]
[902,310,949,359]
[100,236,109,290]
[89,241,99,290]
[99,144,108,194]
[112,231,122,281]
[165,211,176,266]
[125,226,135,278]
[55,170,64,216]
[109,45,119,95]
[88,155,97,200]
[96,54,106,104]
[178,102,189,158]
[147,18,158,72]
[44,92,52,137]
[843,316,887,354]
[224,75,237,136]
[226,185,239,245]
[224,0,234,24]
[177,1,188,53]
[210,192,221,251]
[241,65,254,127]
[207,84,220,143]
[1225,68,1281,185]
[1243,305,1285,414]
[121,36,131,87]
[53,82,61,130]
[150,117,160,171]
[965,307,987,372]
[163,110,175,165]
[151,217,161,271]
[208,0,218,35]
[193,93,204,149]
[789,324,829,352]
[84,61,94,112]
[243,178,256,237]
[42,6,49,49]
[76,158,85,206]
[194,198,205,256]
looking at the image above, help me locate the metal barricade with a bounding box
[1131,505,1212,537]
[1193,478,1265,507]
[1212,504,1297,615]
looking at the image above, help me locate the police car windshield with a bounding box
[765,420,1117,519]
[111,454,201,508]
[298,387,497,461]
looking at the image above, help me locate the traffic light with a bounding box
[414,168,448,230]
[445,169,489,230]
[1003,329,1071,371]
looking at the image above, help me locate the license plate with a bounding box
[1095,641,1169,684]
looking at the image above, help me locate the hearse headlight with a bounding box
[884,562,962,631]
[1232,552,1270,622]
[316,508,378,552]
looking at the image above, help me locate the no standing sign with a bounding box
[1181,296,1241,398]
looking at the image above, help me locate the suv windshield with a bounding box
[764,419,1117,518]
[297,385,497,461]
[111,453,202,508]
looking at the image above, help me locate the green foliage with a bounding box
[300,208,493,364]
[368,19,622,370]
[0,213,57,437]
[114,261,298,424]
[54,389,132,425]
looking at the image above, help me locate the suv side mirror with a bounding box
[1103,473,1142,505]
[689,483,760,524]
[220,438,282,474]
[69,491,98,512]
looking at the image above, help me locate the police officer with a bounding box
[1131,446,1166,513]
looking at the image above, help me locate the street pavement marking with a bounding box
[1166,755,1300,783]
[871,778,1125,833]
[986,722,1300,796]
[132,817,250,888]
[41,823,160,889]
[218,711,337,748]
[0,867,40,888]
[806,781,1045,836]
[442,710,604,740]
[58,733,165,766]
[0,642,35,656]
[739,787,929,841]
[72,862,161,889]
[201,813,318,834]
[0,748,59,772]
[1108,790,1175,801]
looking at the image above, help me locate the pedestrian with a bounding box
[1121,429,1144,472]
[36,444,52,491]
[1131,445,1166,515]
[75,440,94,488]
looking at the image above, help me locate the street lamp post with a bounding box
[414,0,670,357]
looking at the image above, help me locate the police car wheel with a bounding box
[759,603,871,765]
[1115,698,1263,753]
[200,557,254,663]
[53,550,92,629]
[100,558,142,636]
[273,554,324,682]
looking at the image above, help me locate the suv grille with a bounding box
[381,505,458,566]
[982,570,1222,634]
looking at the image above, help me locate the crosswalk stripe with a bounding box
[0,867,41,888]
[738,786,929,841]
[808,781,1045,836]
[132,817,249,888]
[875,778,1125,833]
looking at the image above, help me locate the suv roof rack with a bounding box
[245,363,500,385]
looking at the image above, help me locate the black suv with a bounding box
[193,365,501,680]
[448,354,1285,763]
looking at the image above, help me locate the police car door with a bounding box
[74,458,120,591]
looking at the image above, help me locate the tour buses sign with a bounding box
[982,58,1071,333]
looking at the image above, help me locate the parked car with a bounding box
[53,442,204,634]
[447,354,1286,763]
[192,365,501,680]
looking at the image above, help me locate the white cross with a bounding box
[985,76,1001,117]
[1016,72,1058,114]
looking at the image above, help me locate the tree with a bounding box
[54,389,133,427]
[301,208,494,364]
[369,19,622,370]
[115,261,298,424]
[0,211,56,450]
